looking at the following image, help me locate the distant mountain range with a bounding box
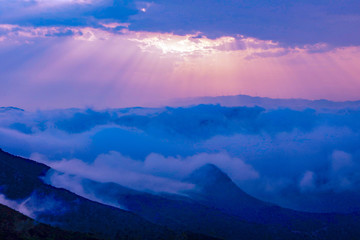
[1,148,360,239]
[3,94,360,113]
[170,94,360,110]
[0,107,25,113]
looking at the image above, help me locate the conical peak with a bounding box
[187,163,233,185]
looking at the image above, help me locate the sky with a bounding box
[1,0,360,218]
[0,0,360,109]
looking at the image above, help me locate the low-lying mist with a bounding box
[1,103,360,213]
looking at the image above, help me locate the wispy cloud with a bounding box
[0,192,67,219]
[1,23,359,109]
[35,151,257,194]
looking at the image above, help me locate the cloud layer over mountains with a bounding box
[1,103,360,213]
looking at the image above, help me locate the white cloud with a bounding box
[44,171,125,209]
[331,150,353,171]
[1,105,360,212]
[299,171,315,192]
[35,152,195,194]
[0,191,67,219]
[0,194,34,218]
[33,151,258,194]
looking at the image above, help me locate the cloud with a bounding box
[34,151,257,194]
[0,0,138,28]
[35,151,195,194]
[299,171,315,192]
[0,0,359,47]
[128,0,360,47]
[0,191,67,219]
[34,0,94,6]
[0,194,35,218]
[42,171,125,209]
[1,26,360,110]
[327,150,358,192]
[331,150,353,171]
[0,126,90,160]
[1,104,360,212]
[201,126,360,212]
[0,0,359,216]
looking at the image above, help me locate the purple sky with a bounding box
[0,0,359,109]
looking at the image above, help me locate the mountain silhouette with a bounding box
[185,164,360,235]
[170,94,360,110]
[186,163,270,207]
[0,149,214,240]
[0,203,100,240]
[2,149,360,239]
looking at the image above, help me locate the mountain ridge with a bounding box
[2,149,360,239]
[0,149,215,240]
[169,94,360,110]
[0,203,100,240]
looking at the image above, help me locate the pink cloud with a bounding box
[0,26,359,109]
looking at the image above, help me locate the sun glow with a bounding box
[1,25,360,109]
[130,33,236,55]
